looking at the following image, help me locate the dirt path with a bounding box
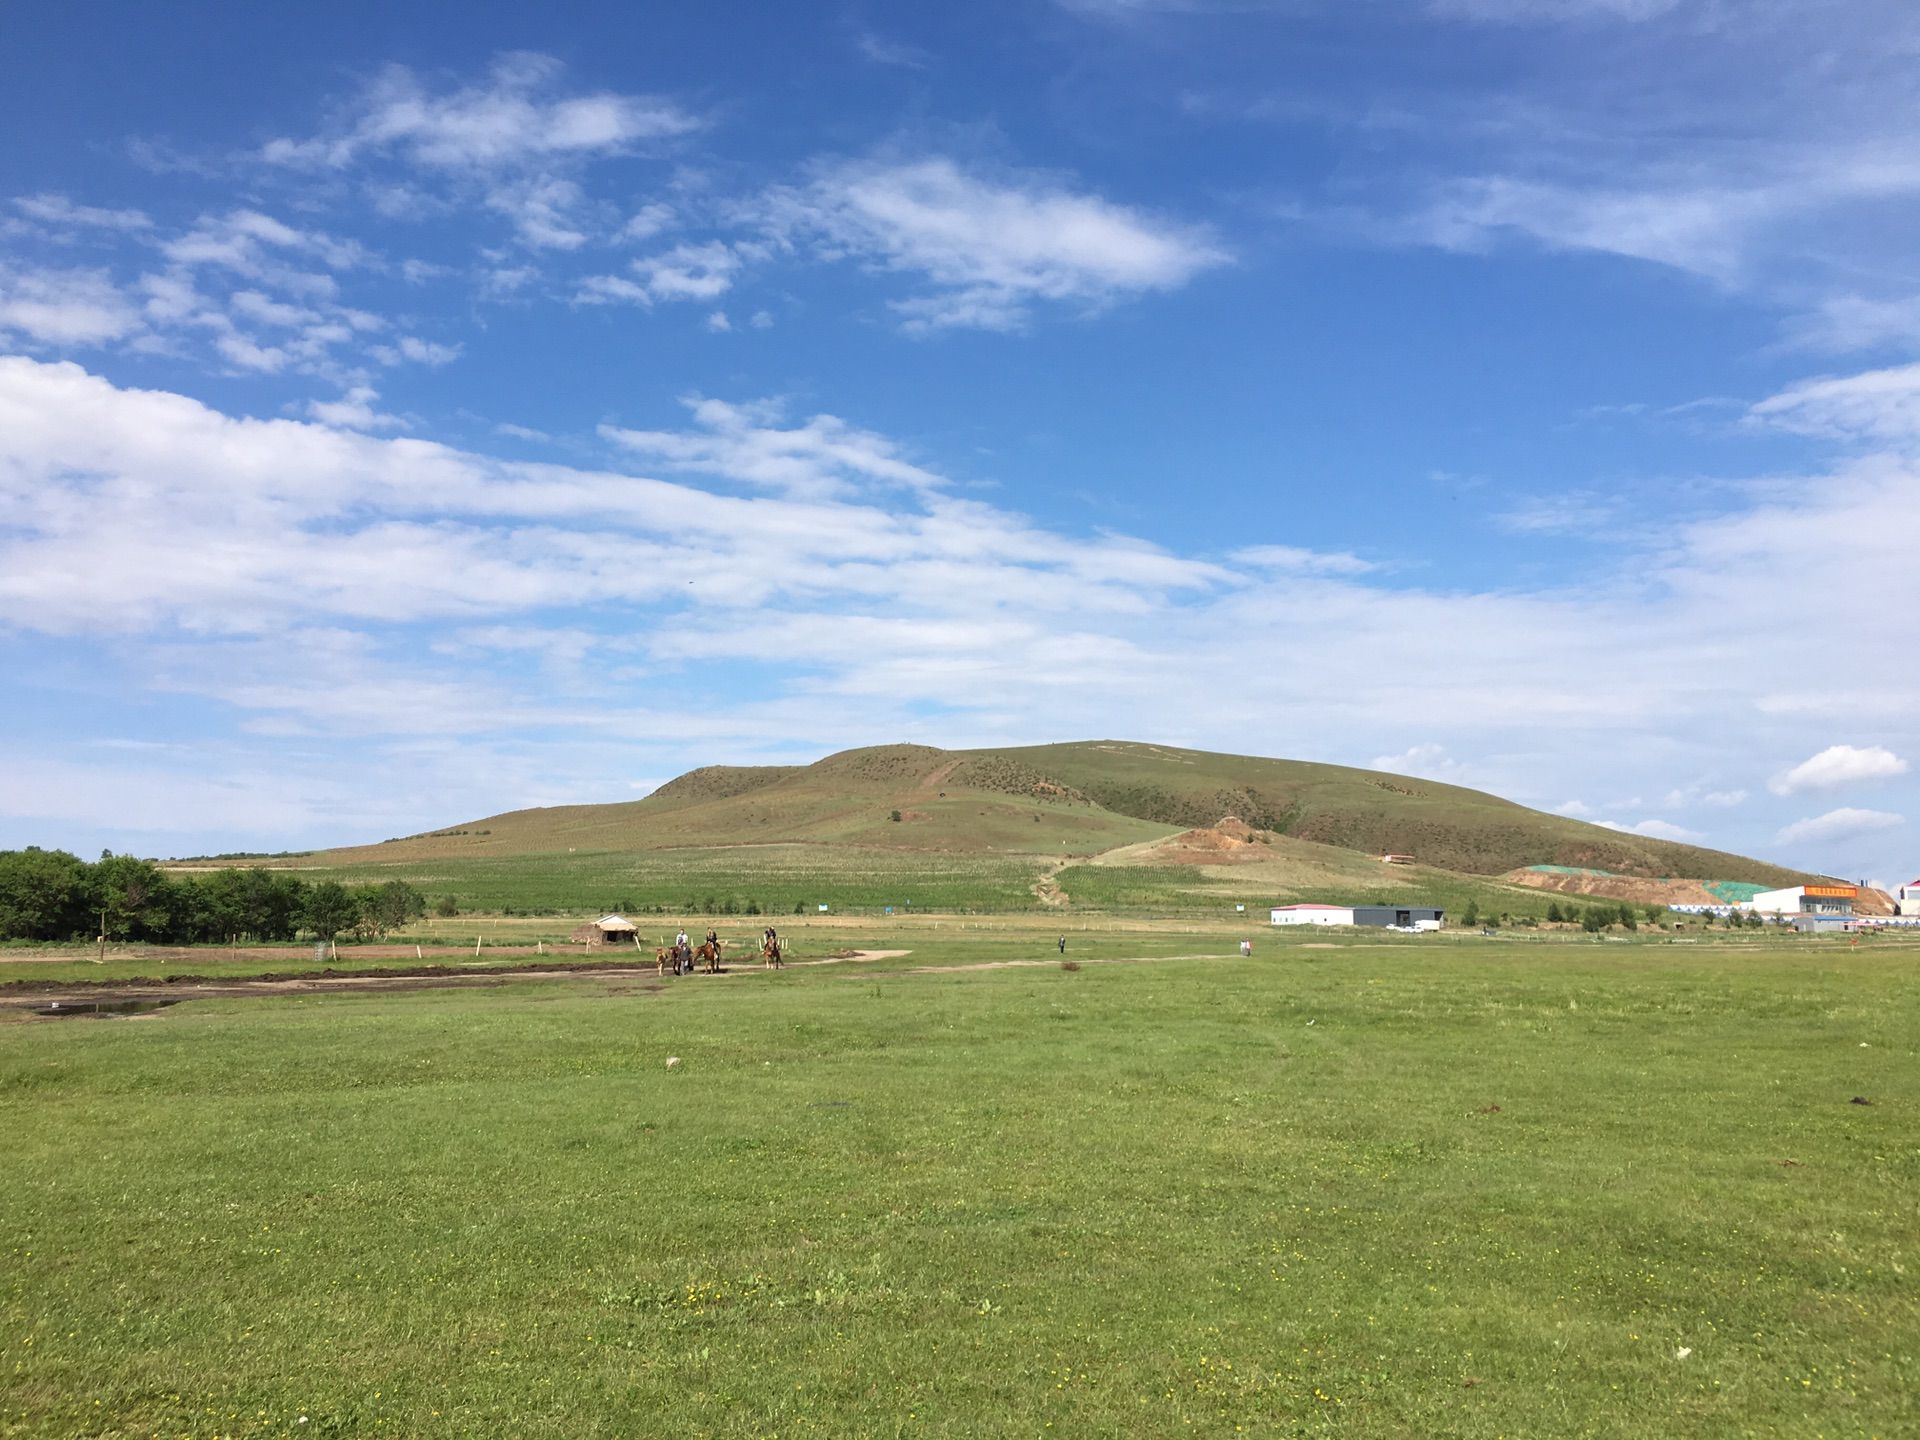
[1030,859,1070,908]
[800,949,913,966]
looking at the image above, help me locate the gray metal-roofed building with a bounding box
[1351,905,1445,931]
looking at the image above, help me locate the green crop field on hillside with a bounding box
[5,933,1915,1439]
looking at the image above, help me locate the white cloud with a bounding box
[0,265,142,345]
[638,241,744,301]
[1749,363,1920,445]
[1229,544,1376,575]
[1769,744,1909,796]
[163,209,364,278]
[305,385,406,431]
[755,156,1228,331]
[1775,808,1905,846]
[229,290,320,328]
[484,177,590,250]
[749,309,774,329]
[1370,743,1471,783]
[1411,175,1773,284]
[619,203,676,242]
[1554,799,1594,817]
[855,32,930,68]
[1662,784,1747,810]
[14,193,152,231]
[1596,817,1703,842]
[576,242,752,308]
[704,310,732,333]
[1496,490,1622,535]
[600,396,950,499]
[370,335,462,367]
[493,421,551,442]
[1430,0,1683,21]
[260,52,700,171]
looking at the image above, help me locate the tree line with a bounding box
[0,848,438,945]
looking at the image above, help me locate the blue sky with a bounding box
[1,0,1915,885]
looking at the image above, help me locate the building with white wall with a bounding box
[1749,884,1857,917]
[1270,904,1354,926]
[1898,880,1920,918]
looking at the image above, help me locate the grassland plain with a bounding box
[3,939,1916,1438]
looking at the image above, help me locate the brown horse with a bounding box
[762,937,783,969]
[653,947,672,977]
[695,939,722,974]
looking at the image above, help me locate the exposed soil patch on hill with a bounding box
[1123,816,1274,866]
[1503,870,1727,906]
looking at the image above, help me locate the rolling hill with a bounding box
[304,741,1818,913]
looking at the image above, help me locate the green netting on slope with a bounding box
[1706,880,1768,904]
[1527,865,1617,877]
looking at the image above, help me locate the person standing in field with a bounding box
[1058,935,1066,954]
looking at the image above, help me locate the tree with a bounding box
[889,810,903,823]
[1618,904,1638,932]
[0,848,93,941]
[92,852,170,949]
[434,894,459,918]
[301,881,360,946]
[1580,907,1607,933]
[1546,900,1565,924]
[1462,899,1480,927]
[359,880,426,939]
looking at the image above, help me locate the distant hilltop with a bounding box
[314,739,1819,888]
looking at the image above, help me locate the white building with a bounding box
[1271,904,1354,926]
[1898,880,1920,918]
[1749,884,1857,917]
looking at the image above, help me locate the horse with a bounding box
[695,939,722,974]
[653,946,672,977]
[762,937,783,969]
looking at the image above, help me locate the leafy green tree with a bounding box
[1618,904,1637,931]
[1546,900,1565,924]
[358,880,427,939]
[434,894,459,918]
[1462,899,1480,927]
[1580,908,1607,933]
[0,848,93,940]
[301,881,360,946]
[92,852,170,945]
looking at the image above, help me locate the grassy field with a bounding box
[229,847,1051,917]
[4,934,1915,1438]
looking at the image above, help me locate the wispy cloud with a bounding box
[13,193,152,232]
[1597,816,1702,841]
[1749,363,1920,445]
[260,52,701,171]
[1776,807,1904,847]
[0,265,142,345]
[754,156,1229,331]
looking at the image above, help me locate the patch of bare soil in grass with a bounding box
[805,949,913,965]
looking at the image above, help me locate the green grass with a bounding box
[250,846,1048,916]
[5,938,1916,1437]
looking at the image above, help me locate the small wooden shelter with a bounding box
[571,914,639,947]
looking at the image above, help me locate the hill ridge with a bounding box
[318,739,1814,890]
